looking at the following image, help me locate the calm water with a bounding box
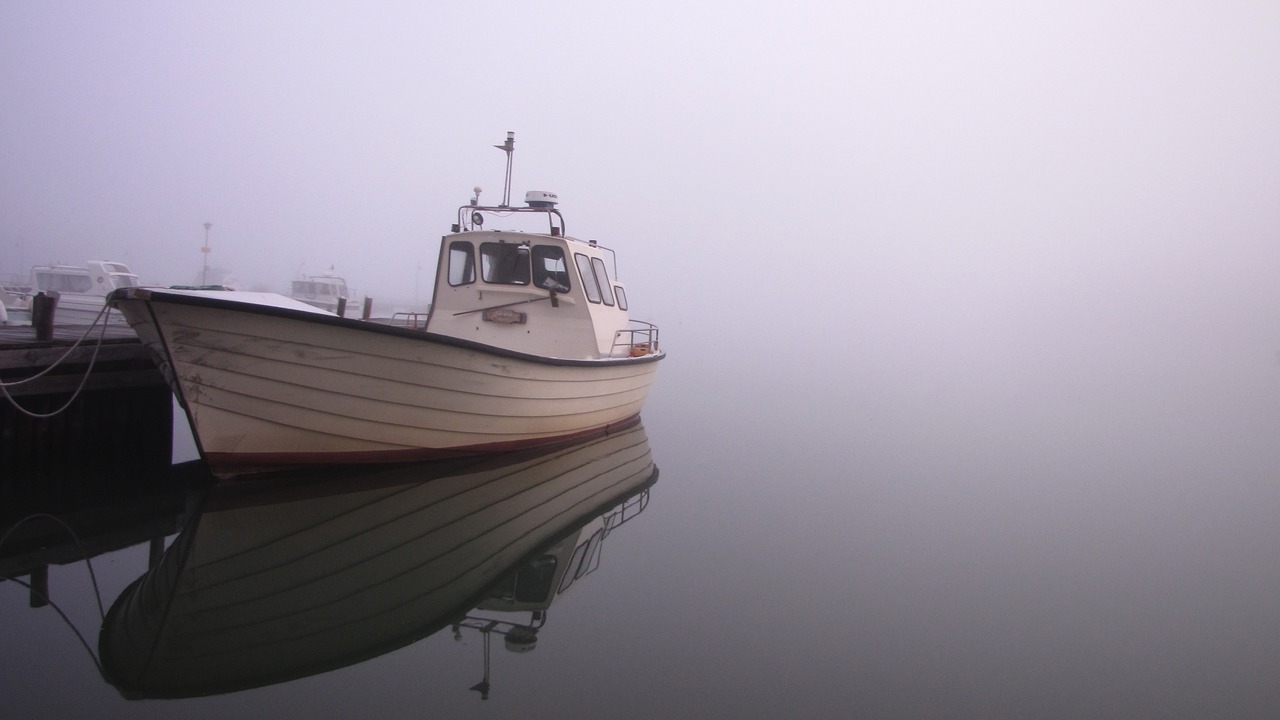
[4,332,1280,719]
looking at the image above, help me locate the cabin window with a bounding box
[532,246,570,292]
[614,285,628,311]
[37,272,92,293]
[559,530,605,594]
[292,281,336,296]
[480,242,530,285]
[591,257,615,306]
[574,253,601,303]
[448,241,476,286]
[514,556,558,602]
[487,556,558,604]
[111,275,139,289]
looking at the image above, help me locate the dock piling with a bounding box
[29,565,49,608]
[31,293,57,341]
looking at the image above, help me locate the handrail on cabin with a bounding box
[612,321,660,357]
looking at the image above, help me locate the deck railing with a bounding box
[612,320,660,358]
[389,312,429,330]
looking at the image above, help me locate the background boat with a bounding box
[288,269,354,314]
[8,261,139,325]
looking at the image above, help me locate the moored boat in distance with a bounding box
[0,277,27,325]
[288,269,352,314]
[4,261,139,325]
[109,133,664,478]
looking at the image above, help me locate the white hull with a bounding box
[113,290,660,476]
[50,295,129,324]
[2,292,126,325]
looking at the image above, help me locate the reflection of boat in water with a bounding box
[98,420,657,699]
[448,453,652,700]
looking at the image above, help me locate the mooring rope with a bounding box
[0,513,107,677]
[0,303,114,418]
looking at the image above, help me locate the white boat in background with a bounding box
[110,134,664,478]
[1,274,32,321]
[288,269,351,314]
[12,261,140,324]
[0,278,25,324]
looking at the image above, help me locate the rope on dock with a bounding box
[0,513,107,678]
[0,304,114,419]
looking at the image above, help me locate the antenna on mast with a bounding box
[494,131,515,207]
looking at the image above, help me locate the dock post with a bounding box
[149,535,165,568]
[336,297,347,318]
[29,565,49,608]
[362,297,373,320]
[32,292,57,341]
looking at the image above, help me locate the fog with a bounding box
[7,0,1279,461]
[5,10,1279,440]
[3,1,1274,314]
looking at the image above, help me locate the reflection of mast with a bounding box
[451,485,651,699]
[452,614,544,700]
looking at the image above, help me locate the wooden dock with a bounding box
[1,323,173,481]
[0,323,160,395]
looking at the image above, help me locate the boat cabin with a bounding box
[289,272,350,313]
[426,191,653,360]
[33,261,139,296]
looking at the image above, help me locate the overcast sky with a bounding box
[3,1,1278,369]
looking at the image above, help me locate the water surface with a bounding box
[3,327,1280,719]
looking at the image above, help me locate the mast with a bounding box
[494,131,515,207]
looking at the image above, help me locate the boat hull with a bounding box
[111,289,662,477]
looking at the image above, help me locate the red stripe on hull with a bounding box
[204,415,644,480]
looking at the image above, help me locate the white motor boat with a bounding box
[110,134,664,478]
[18,261,139,324]
[288,269,351,314]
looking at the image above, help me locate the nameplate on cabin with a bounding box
[482,308,527,324]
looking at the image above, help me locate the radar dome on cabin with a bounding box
[525,190,559,208]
